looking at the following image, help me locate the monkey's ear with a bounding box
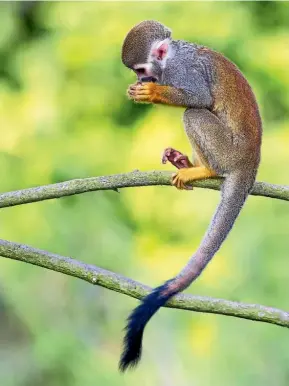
[152,38,170,61]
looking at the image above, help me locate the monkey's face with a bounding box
[132,38,171,84]
[121,20,172,82]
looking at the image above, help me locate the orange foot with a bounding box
[172,167,216,190]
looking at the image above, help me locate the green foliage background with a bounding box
[0,2,289,385]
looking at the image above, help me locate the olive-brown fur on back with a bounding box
[205,49,262,148]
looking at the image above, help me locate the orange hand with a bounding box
[128,83,171,104]
[127,82,157,103]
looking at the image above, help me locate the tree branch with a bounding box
[1,172,289,329]
[0,239,288,328]
[0,170,288,209]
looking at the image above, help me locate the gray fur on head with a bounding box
[122,20,172,68]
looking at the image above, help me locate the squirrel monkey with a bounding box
[119,20,262,371]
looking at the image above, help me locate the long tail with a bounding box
[119,171,256,372]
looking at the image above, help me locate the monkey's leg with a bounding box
[172,107,244,190]
[183,108,249,172]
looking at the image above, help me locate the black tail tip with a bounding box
[119,313,144,372]
[119,348,142,372]
[119,281,175,372]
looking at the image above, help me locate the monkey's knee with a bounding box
[183,108,216,127]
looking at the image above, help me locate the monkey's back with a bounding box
[200,48,262,152]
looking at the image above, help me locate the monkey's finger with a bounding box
[162,148,172,162]
[133,95,151,102]
[174,155,189,163]
[162,155,168,164]
[128,89,150,102]
[127,86,139,96]
[176,156,193,169]
[128,94,137,101]
[127,89,136,97]
[162,148,175,164]
[134,93,150,98]
[177,155,193,168]
[173,154,185,163]
[163,149,186,169]
[128,86,137,93]
[135,89,151,96]
[164,147,174,154]
[167,160,182,169]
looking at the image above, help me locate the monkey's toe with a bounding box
[172,171,192,190]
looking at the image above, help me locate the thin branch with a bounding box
[1,173,288,329]
[0,171,288,209]
[0,239,288,328]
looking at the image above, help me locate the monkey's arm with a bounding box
[128,82,212,109]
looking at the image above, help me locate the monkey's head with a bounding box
[122,20,172,83]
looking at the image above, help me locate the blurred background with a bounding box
[0,2,289,385]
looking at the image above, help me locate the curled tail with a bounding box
[119,171,256,372]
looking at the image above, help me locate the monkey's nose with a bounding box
[141,76,157,83]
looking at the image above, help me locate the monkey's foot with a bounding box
[128,82,157,103]
[162,148,193,169]
[172,167,216,190]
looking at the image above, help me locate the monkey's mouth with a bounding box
[141,76,157,83]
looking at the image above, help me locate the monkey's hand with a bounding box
[128,82,157,103]
[172,167,216,190]
[128,82,171,104]
[162,148,193,169]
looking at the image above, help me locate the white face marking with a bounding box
[133,63,154,79]
[134,63,153,73]
[132,39,172,82]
